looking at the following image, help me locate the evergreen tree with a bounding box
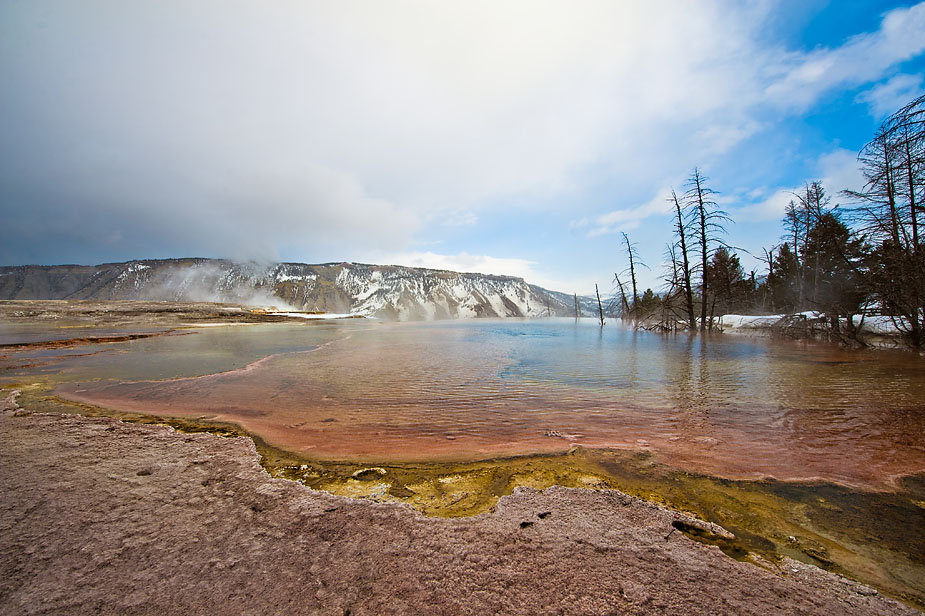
[635,288,660,318]
[800,212,868,331]
[705,247,745,320]
[768,243,799,312]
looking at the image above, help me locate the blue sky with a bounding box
[2,1,924,296]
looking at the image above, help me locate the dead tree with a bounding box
[619,232,648,323]
[622,232,639,308]
[613,273,630,317]
[659,242,689,330]
[595,284,605,326]
[684,168,730,331]
[845,94,925,347]
[671,189,696,329]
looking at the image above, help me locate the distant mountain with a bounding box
[0,258,601,321]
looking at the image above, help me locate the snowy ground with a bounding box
[719,312,910,336]
[268,311,362,320]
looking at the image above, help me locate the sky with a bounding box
[2,0,925,296]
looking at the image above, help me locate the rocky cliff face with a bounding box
[0,259,589,320]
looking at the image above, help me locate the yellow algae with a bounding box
[321,480,391,500]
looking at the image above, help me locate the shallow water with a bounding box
[9,317,917,490]
[5,316,925,604]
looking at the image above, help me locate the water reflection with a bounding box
[9,318,921,489]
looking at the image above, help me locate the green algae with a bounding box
[6,384,924,609]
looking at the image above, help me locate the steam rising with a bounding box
[130,261,299,311]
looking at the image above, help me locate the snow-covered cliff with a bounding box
[0,259,583,320]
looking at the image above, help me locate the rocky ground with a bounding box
[0,394,915,616]
[0,299,299,329]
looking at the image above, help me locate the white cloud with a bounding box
[382,251,595,294]
[765,3,925,110]
[437,210,479,227]
[735,148,865,222]
[857,73,925,118]
[737,188,797,223]
[385,251,538,278]
[693,121,765,158]
[587,189,676,237]
[818,149,866,198]
[587,220,641,237]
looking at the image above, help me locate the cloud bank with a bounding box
[1,0,924,290]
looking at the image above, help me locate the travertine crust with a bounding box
[0,408,915,616]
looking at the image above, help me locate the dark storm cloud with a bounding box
[0,1,421,265]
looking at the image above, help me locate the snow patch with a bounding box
[720,312,907,336]
[269,312,360,320]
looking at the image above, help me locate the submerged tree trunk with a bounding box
[709,297,717,331]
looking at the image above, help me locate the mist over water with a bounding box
[40,318,924,489]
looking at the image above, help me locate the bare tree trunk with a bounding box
[884,135,901,247]
[692,171,709,331]
[903,124,919,251]
[749,270,756,311]
[614,273,630,317]
[595,284,605,327]
[846,96,925,347]
[672,190,696,329]
[761,247,775,312]
[791,205,803,310]
[709,294,717,331]
[813,252,820,307]
[684,168,728,331]
[622,232,639,309]
[574,293,580,320]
